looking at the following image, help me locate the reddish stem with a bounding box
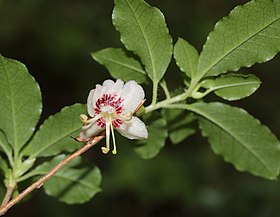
[1,186,15,208]
[0,135,104,216]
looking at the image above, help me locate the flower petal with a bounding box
[87,84,102,117]
[116,116,148,140]
[101,80,115,95]
[100,79,125,97]
[87,80,125,116]
[103,79,124,95]
[79,122,103,141]
[120,81,145,113]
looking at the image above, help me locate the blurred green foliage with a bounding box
[1,0,280,217]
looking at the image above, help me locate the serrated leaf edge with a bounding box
[191,102,280,179]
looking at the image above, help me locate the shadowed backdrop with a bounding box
[1,0,280,217]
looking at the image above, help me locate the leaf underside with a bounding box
[162,108,196,145]
[33,155,102,204]
[188,102,280,180]
[134,113,168,159]
[0,54,42,153]
[201,73,261,101]
[24,104,86,158]
[91,48,148,84]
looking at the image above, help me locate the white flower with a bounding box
[78,79,148,154]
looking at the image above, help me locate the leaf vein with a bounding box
[193,108,273,173]
[200,13,280,78]
[96,55,146,75]
[125,0,156,79]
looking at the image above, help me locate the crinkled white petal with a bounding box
[104,79,124,95]
[100,79,124,96]
[79,122,103,141]
[119,80,145,113]
[116,116,148,140]
[87,84,102,117]
[100,80,115,95]
[87,80,115,116]
[87,79,125,116]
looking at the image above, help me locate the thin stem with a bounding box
[1,186,15,207]
[151,81,158,105]
[0,134,105,216]
[159,80,170,99]
[145,76,203,114]
[163,103,190,110]
[145,82,196,113]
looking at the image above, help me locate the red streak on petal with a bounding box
[97,118,106,128]
[95,93,124,115]
[93,93,126,128]
[112,119,123,128]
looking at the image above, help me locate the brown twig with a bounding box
[0,134,104,216]
[1,186,15,208]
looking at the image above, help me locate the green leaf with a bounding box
[0,130,12,157]
[30,154,82,177]
[174,38,199,78]
[188,102,280,180]
[201,74,261,101]
[24,104,86,158]
[197,0,280,79]
[14,158,36,179]
[91,48,148,84]
[113,0,172,83]
[134,113,168,159]
[45,157,101,204]
[32,155,102,204]
[162,109,196,145]
[0,155,9,175]
[0,54,42,153]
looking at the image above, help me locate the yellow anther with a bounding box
[101,147,110,154]
[80,114,88,123]
[124,112,133,121]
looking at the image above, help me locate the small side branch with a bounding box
[1,186,15,207]
[0,134,104,216]
[159,79,170,100]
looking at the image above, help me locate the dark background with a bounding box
[1,0,280,216]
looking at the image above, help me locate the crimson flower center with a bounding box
[94,94,124,128]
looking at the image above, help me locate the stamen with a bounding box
[109,116,117,154]
[102,120,111,154]
[80,114,88,123]
[124,112,133,121]
[101,147,110,154]
[83,114,103,126]
[114,112,133,121]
